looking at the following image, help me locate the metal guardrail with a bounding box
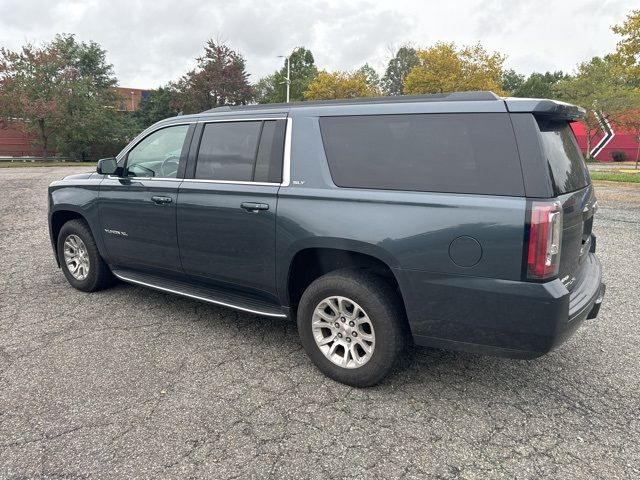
[0,157,87,163]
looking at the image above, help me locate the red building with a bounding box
[0,120,42,157]
[571,115,639,162]
[114,87,150,112]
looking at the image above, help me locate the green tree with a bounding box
[133,87,179,129]
[254,47,318,103]
[51,35,125,159]
[0,34,123,159]
[404,42,506,95]
[501,69,525,95]
[381,45,419,95]
[253,74,278,104]
[511,71,569,98]
[172,40,253,113]
[555,56,640,158]
[611,8,640,166]
[612,9,640,82]
[304,70,379,100]
[357,63,381,92]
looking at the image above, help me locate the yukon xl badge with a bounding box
[104,229,128,237]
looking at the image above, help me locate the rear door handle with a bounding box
[241,202,269,212]
[151,195,173,204]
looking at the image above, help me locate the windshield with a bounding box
[537,119,590,195]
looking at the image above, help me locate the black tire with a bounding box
[297,269,407,387]
[57,219,114,292]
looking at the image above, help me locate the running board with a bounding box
[111,268,287,318]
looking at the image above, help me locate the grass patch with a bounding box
[0,161,96,169]
[590,171,640,183]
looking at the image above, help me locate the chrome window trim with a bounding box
[281,117,292,187]
[181,179,280,187]
[191,116,292,187]
[112,271,287,318]
[198,117,286,123]
[106,175,182,181]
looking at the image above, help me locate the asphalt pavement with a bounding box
[0,167,638,479]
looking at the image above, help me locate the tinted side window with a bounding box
[196,122,262,181]
[537,120,589,195]
[254,120,286,183]
[126,125,189,178]
[195,120,285,183]
[319,113,524,196]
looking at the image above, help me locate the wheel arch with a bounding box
[282,239,407,322]
[49,207,106,267]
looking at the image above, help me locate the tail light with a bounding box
[527,201,563,280]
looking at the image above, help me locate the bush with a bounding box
[611,150,628,162]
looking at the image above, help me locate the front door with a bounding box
[177,118,287,298]
[99,123,193,272]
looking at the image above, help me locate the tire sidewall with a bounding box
[297,273,403,386]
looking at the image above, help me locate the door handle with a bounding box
[151,196,173,204]
[240,202,269,212]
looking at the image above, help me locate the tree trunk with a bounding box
[585,130,592,161]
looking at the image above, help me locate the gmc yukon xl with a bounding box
[48,91,605,386]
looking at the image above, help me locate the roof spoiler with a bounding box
[504,98,586,122]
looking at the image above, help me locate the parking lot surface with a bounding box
[1,167,639,479]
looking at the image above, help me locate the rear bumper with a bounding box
[569,253,605,322]
[397,253,604,358]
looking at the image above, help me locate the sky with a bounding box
[0,0,633,89]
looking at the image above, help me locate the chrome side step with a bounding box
[111,268,287,318]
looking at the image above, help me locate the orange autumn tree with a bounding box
[403,42,506,95]
[304,70,380,100]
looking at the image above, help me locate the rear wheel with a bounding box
[297,270,406,387]
[57,219,114,292]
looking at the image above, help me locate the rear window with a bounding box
[195,120,285,183]
[196,121,261,182]
[319,113,524,196]
[537,120,590,195]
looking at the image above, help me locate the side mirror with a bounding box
[97,157,118,175]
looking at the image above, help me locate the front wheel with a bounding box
[297,270,406,387]
[57,219,114,292]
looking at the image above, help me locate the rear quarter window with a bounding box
[319,113,525,196]
[537,119,590,195]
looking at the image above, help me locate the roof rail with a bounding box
[202,91,500,113]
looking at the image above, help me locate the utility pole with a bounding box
[286,56,291,103]
[278,48,300,103]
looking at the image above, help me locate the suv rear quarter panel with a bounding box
[276,112,528,345]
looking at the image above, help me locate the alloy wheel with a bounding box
[63,234,90,281]
[312,296,376,369]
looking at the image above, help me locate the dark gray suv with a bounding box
[48,91,605,386]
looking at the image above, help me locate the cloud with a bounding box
[0,0,632,88]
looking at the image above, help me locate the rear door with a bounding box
[536,119,596,291]
[99,123,194,271]
[177,117,287,297]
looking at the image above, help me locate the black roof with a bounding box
[202,91,501,113]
